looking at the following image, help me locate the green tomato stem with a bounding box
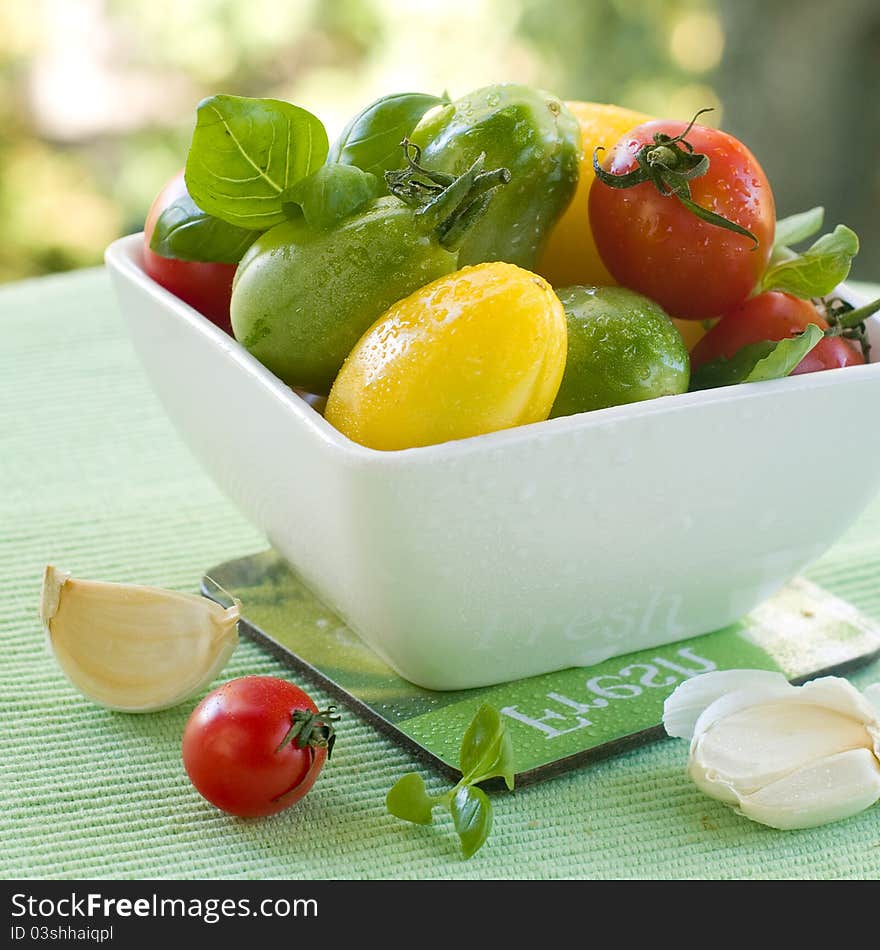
[276,706,339,758]
[385,139,510,250]
[828,295,880,330]
[824,294,877,363]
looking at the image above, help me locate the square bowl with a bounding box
[105,233,880,690]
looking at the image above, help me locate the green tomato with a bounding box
[550,286,690,417]
[231,141,512,396]
[231,198,458,396]
[409,83,581,269]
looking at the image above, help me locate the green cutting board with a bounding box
[204,550,880,786]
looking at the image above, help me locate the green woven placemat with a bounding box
[2,268,879,881]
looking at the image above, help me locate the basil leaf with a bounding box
[385,772,436,825]
[772,206,824,253]
[459,702,515,790]
[284,163,379,230]
[759,225,859,298]
[149,192,259,263]
[450,785,492,859]
[689,323,824,391]
[328,92,446,184]
[185,94,328,230]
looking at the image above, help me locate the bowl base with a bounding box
[203,548,880,786]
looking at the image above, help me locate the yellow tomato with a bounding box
[325,263,567,451]
[537,101,653,289]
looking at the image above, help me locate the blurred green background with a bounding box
[2,0,878,283]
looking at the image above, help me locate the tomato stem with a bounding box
[592,108,759,247]
[823,295,877,363]
[276,705,339,759]
[385,139,511,250]
[826,295,880,331]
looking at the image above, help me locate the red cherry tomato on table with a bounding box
[142,171,237,333]
[588,118,776,320]
[182,676,337,818]
[690,292,865,375]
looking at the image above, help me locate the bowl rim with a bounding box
[106,231,880,464]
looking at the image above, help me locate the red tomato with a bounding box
[182,676,336,818]
[691,292,865,374]
[142,171,237,333]
[588,119,776,320]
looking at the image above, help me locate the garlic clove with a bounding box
[40,565,239,713]
[689,677,799,743]
[662,669,791,739]
[666,670,880,830]
[735,747,880,831]
[690,702,874,797]
[794,676,880,726]
[866,683,880,715]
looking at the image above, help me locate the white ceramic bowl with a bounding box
[106,233,880,689]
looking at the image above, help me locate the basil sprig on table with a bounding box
[386,703,515,859]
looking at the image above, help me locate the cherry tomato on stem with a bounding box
[143,171,238,333]
[588,111,776,320]
[690,291,866,375]
[182,675,338,818]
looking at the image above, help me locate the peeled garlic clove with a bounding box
[794,676,880,727]
[690,701,873,797]
[734,748,880,830]
[664,670,880,830]
[662,669,792,739]
[40,565,239,713]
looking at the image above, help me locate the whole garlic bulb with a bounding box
[663,669,880,830]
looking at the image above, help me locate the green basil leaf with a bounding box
[759,225,859,298]
[772,206,824,253]
[689,323,824,391]
[459,703,515,790]
[149,192,259,263]
[450,785,492,859]
[385,772,436,825]
[185,94,328,230]
[327,92,446,184]
[284,163,379,230]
